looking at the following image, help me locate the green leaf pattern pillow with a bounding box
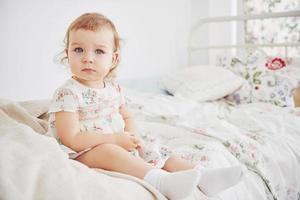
[217,51,297,107]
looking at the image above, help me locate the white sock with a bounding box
[195,165,244,197]
[144,169,199,200]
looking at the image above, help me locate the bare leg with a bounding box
[76,144,201,199]
[76,144,153,179]
[163,154,194,172]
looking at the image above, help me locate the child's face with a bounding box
[67,28,117,87]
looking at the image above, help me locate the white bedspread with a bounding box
[125,88,300,200]
[1,88,300,200]
[0,102,167,200]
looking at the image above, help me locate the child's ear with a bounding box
[111,51,119,68]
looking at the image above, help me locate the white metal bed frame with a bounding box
[188,10,300,65]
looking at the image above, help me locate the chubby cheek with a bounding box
[69,61,79,72]
[68,62,82,77]
[68,54,81,67]
[68,51,80,62]
[96,64,111,76]
[95,58,112,69]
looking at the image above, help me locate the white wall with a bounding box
[0,0,191,101]
[208,0,236,65]
[189,0,209,65]
[189,0,236,66]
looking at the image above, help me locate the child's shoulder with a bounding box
[52,79,81,98]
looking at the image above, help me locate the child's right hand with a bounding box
[114,132,141,151]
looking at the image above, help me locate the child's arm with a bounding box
[55,111,140,152]
[119,104,139,135]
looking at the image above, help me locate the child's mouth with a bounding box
[82,68,96,73]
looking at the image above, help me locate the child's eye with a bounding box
[95,49,104,54]
[74,47,83,53]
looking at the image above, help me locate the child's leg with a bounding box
[163,154,244,197]
[75,144,199,200]
[76,143,152,178]
[163,154,194,172]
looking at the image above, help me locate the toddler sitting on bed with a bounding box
[47,12,245,200]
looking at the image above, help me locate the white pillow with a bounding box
[160,66,245,102]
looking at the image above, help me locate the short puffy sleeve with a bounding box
[48,87,79,113]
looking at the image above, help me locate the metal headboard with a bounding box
[188,10,300,65]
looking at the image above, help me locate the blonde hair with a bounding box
[61,12,121,80]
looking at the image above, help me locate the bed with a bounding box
[1,10,300,200]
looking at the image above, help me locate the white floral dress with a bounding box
[47,78,171,168]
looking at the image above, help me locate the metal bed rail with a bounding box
[188,10,300,64]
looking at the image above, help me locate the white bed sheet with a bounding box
[118,77,167,94]
[124,88,300,200]
[0,99,205,200]
[0,112,167,200]
[1,87,300,200]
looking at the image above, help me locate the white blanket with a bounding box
[1,88,300,200]
[125,88,300,200]
[0,102,167,200]
[0,100,205,200]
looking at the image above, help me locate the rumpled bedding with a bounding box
[125,88,300,200]
[1,87,300,200]
[0,100,169,200]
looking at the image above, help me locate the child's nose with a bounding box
[82,52,94,63]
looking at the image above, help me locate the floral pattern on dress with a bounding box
[138,134,173,168]
[48,79,173,169]
[48,79,126,137]
[82,89,97,105]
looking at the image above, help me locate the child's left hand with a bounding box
[124,131,142,149]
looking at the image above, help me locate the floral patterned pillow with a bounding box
[217,50,299,107]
